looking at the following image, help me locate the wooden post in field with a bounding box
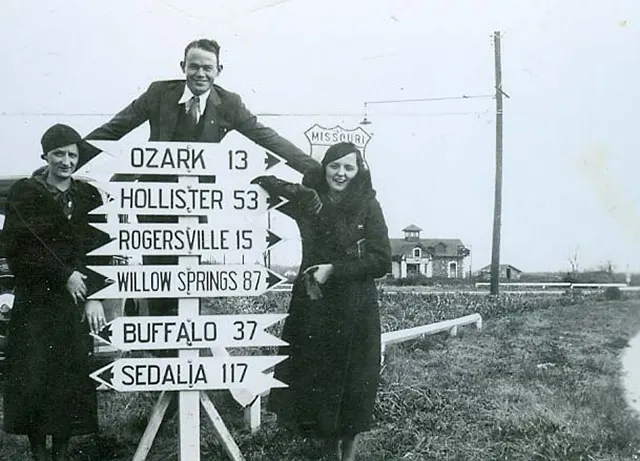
[490,30,504,296]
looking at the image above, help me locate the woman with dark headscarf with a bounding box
[253,141,391,461]
[1,124,109,461]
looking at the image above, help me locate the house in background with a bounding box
[476,264,523,281]
[389,224,470,279]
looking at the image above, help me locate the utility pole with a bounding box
[490,30,504,296]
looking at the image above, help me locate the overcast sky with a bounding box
[1,0,638,273]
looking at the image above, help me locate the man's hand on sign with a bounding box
[66,271,88,304]
[304,264,334,285]
[83,300,106,334]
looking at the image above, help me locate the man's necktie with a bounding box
[187,95,200,127]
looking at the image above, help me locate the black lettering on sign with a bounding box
[236,230,252,249]
[163,322,176,342]
[177,270,238,292]
[242,270,261,291]
[119,187,225,210]
[228,150,248,170]
[129,147,206,170]
[233,320,258,341]
[122,363,208,387]
[232,190,259,210]
[117,271,171,292]
[122,365,135,385]
[222,363,248,383]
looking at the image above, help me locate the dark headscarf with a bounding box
[302,142,375,213]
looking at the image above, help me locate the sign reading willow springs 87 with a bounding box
[78,134,291,461]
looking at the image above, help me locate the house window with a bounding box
[413,248,421,258]
[448,261,458,278]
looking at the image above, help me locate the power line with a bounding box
[0,110,490,118]
[363,94,494,106]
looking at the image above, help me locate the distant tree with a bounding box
[568,246,580,275]
[599,260,615,274]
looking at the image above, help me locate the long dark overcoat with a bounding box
[267,188,391,438]
[1,176,108,436]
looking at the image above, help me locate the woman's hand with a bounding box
[66,271,88,304]
[304,264,334,284]
[83,299,107,334]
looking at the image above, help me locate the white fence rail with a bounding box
[474,282,628,289]
[380,313,483,364]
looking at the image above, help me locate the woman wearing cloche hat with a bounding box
[1,124,109,461]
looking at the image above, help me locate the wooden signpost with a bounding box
[81,136,291,461]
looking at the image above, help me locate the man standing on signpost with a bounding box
[85,38,319,321]
[86,38,317,172]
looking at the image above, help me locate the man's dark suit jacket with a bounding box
[86,80,318,174]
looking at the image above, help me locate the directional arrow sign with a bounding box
[90,355,288,392]
[87,222,284,258]
[87,264,287,299]
[88,183,286,217]
[75,132,284,182]
[92,313,288,350]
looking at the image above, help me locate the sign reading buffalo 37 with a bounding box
[93,314,287,351]
[304,124,372,162]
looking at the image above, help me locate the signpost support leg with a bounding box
[244,397,261,434]
[178,176,201,460]
[132,391,174,461]
[200,392,246,461]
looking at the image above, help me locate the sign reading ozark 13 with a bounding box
[75,131,285,184]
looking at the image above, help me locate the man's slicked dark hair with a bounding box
[184,38,221,62]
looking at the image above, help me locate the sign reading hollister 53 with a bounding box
[304,124,372,162]
[88,183,286,217]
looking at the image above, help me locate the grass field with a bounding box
[1,295,640,460]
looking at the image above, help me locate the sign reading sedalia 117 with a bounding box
[74,132,284,183]
[91,356,288,392]
[87,264,286,299]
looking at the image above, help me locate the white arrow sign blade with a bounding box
[75,133,286,182]
[87,264,287,299]
[86,223,284,258]
[87,183,287,217]
[91,313,288,350]
[90,355,288,392]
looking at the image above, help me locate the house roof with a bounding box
[402,224,423,232]
[390,238,467,258]
[477,263,523,273]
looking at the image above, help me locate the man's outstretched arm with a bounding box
[232,95,320,175]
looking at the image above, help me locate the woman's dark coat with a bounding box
[267,168,391,438]
[1,175,108,436]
